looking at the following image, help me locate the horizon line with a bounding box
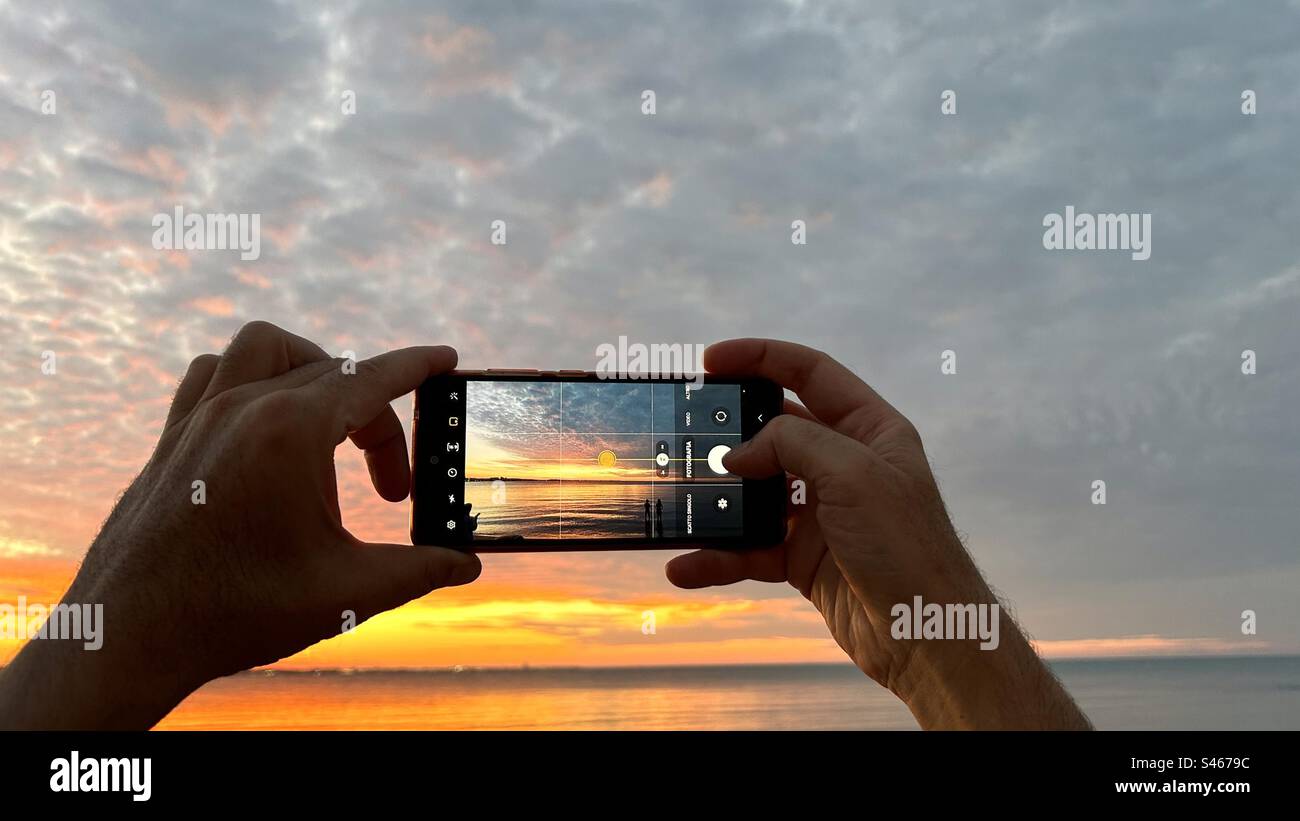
[223,652,1300,675]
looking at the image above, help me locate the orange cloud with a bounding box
[1033,635,1271,659]
[627,172,675,208]
[188,296,236,317]
[419,19,493,64]
[234,267,272,289]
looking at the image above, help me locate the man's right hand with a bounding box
[667,339,1091,729]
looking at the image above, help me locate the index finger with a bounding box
[306,346,458,441]
[704,338,903,444]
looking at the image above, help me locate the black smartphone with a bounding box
[410,370,786,551]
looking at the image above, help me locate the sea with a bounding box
[155,656,1300,730]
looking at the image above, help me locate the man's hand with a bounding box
[668,339,1090,729]
[0,321,480,729]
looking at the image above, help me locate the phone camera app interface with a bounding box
[456,381,743,541]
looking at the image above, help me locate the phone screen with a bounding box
[411,373,785,550]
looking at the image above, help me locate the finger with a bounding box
[666,544,788,589]
[666,476,825,592]
[706,339,902,444]
[307,346,457,441]
[165,354,219,430]
[259,357,349,393]
[349,407,412,503]
[341,542,482,620]
[254,356,421,502]
[202,320,330,399]
[783,397,817,423]
[723,414,880,485]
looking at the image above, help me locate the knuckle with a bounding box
[808,346,832,364]
[788,345,829,386]
[238,319,279,338]
[186,353,218,374]
[807,345,835,371]
[230,320,282,350]
[201,388,244,420]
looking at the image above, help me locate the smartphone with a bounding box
[410,370,786,551]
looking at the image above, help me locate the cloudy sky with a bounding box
[461,379,738,484]
[464,380,658,480]
[2,0,1298,667]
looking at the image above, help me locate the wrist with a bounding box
[892,608,1090,730]
[0,598,202,730]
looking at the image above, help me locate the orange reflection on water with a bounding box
[156,666,915,730]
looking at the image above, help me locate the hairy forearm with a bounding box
[0,638,166,730]
[896,609,1092,730]
[0,582,196,730]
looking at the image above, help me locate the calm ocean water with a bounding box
[156,656,1300,730]
[465,480,685,539]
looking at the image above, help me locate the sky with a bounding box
[465,380,660,480]
[462,380,736,481]
[2,0,1299,668]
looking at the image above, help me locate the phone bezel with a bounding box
[410,370,786,552]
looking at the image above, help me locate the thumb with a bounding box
[340,542,482,621]
[722,414,856,481]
